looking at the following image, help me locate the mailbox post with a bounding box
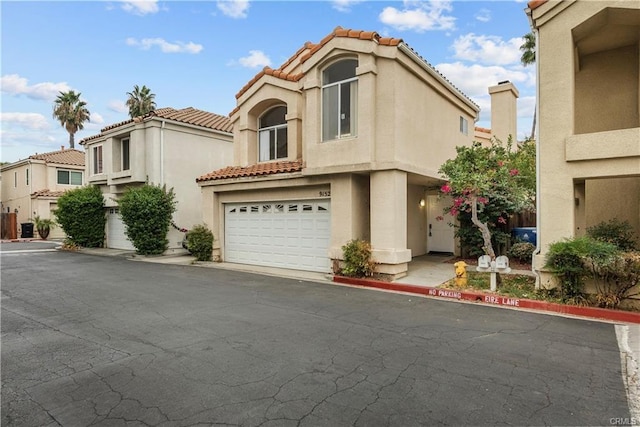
[476,255,511,291]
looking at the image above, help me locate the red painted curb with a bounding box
[333,276,640,324]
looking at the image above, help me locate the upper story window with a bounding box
[259,106,288,162]
[57,169,83,185]
[121,138,130,171]
[92,145,103,175]
[26,169,29,185]
[322,59,358,141]
[459,117,468,135]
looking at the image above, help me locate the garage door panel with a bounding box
[225,200,330,273]
[107,208,135,250]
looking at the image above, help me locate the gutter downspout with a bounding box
[526,6,542,290]
[160,120,165,187]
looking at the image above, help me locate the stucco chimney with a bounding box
[489,81,519,143]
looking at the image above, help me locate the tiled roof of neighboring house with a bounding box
[196,160,303,183]
[28,148,85,166]
[528,0,548,10]
[475,126,491,134]
[232,26,478,115]
[31,189,67,198]
[80,107,232,144]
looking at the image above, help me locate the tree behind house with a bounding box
[52,90,90,149]
[126,85,156,118]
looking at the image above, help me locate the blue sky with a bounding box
[1,0,535,163]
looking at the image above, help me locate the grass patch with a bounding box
[441,272,563,303]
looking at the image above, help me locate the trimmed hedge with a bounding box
[118,184,176,255]
[54,185,106,247]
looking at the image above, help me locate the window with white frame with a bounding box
[57,169,83,185]
[322,59,358,141]
[459,116,469,135]
[259,106,288,161]
[92,145,103,174]
[121,137,130,171]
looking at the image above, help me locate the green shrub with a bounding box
[54,185,105,247]
[118,184,176,255]
[545,236,618,303]
[341,239,376,277]
[508,242,535,263]
[185,225,213,261]
[590,251,640,309]
[587,218,637,251]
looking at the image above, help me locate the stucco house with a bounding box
[80,107,233,251]
[196,27,526,278]
[527,0,640,284]
[0,147,85,239]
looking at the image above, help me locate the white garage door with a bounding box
[225,200,331,272]
[107,208,135,250]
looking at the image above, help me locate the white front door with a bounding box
[224,200,331,272]
[107,208,135,250]
[426,195,455,253]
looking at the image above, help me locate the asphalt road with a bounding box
[1,244,634,426]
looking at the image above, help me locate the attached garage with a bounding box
[224,200,330,272]
[106,208,135,250]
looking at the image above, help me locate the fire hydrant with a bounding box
[454,261,468,287]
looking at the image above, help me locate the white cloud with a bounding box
[108,100,129,114]
[126,37,203,54]
[239,50,271,69]
[217,0,249,18]
[435,61,528,97]
[331,0,365,12]
[379,0,455,32]
[0,112,50,131]
[90,112,105,125]
[475,8,491,23]
[120,0,159,15]
[1,74,71,102]
[452,33,523,65]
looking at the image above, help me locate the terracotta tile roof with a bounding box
[234,26,403,101]
[475,126,491,133]
[31,189,68,198]
[196,160,303,183]
[528,0,548,10]
[28,148,85,166]
[80,107,232,144]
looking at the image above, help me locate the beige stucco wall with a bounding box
[407,185,427,257]
[531,0,640,280]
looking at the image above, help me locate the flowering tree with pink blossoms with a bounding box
[438,138,535,259]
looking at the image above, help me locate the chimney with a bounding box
[489,80,519,144]
[61,145,65,151]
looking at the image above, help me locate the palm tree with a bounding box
[126,85,156,118]
[520,32,536,140]
[52,90,90,149]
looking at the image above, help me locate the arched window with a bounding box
[258,106,288,161]
[322,59,358,141]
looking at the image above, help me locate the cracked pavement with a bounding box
[1,244,634,426]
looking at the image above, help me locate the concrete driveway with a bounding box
[1,246,635,426]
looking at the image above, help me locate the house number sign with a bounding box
[319,190,331,197]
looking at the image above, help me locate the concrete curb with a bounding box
[334,275,640,325]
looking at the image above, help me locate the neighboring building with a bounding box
[474,80,520,147]
[527,0,640,284]
[80,107,233,251]
[0,147,85,239]
[197,27,487,277]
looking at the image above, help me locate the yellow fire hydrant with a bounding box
[454,261,468,287]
